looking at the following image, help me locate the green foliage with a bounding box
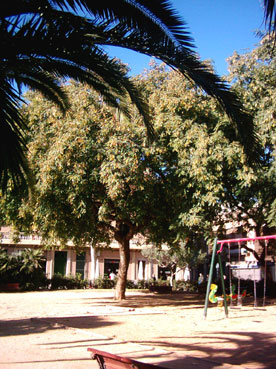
[6,80,189,249]
[91,278,167,290]
[50,273,88,290]
[142,240,206,274]
[1,43,271,297]
[221,33,276,259]
[0,250,22,284]
[0,248,47,290]
[125,280,136,289]
[136,279,150,289]
[135,63,246,244]
[92,276,116,289]
[1,0,187,190]
[174,280,200,293]
[20,248,45,273]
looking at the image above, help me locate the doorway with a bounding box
[104,259,119,278]
[54,251,67,275]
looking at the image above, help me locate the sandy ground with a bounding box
[1,289,276,369]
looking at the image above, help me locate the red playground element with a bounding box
[217,235,276,254]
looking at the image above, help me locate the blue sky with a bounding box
[106,0,265,77]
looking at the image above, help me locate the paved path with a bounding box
[1,290,276,369]
[0,290,208,369]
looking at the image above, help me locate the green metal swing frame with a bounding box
[204,235,276,319]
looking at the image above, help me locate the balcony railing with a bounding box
[1,232,41,241]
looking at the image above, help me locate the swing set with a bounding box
[204,235,276,319]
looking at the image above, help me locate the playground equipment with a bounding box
[208,283,246,305]
[208,283,224,306]
[204,235,276,318]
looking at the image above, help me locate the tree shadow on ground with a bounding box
[131,330,276,368]
[81,292,207,309]
[80,292,276,313]
[0,315,119,337]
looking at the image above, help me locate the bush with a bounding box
[149,285,172,293]
[0,248,48,291]
[147,278,172,293]
[126,280,136,289]
[92,276,115,289]
[50,273,88,290]
[91,278,153,290]
[20,269,48,291]
[174,280,199,292]
[0,253,22,284]
[155,279,170,286]
[74,273,89,289]
[137,279,150,289]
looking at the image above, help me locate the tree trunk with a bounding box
[114,237,130,301]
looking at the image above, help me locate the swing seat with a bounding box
[209,284,224,304]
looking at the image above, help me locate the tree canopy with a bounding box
[222,33,276,261]
[2,33,276,296]
[2,58,257,298]
[13,80,185,299]
[137,40,276,263]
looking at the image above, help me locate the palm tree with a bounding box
[0,0,260,190]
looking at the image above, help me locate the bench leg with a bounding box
[92,354,106,369]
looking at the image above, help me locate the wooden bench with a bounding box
[88,348,168,369]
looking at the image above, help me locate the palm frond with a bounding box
[0,80,28,191]
[264,0,276,33]
[2,12,154,131]
[0,1,262,191]
[51,0,194,47]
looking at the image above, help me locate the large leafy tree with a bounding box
[14,82,184,300]
[4,34,276,297]
[211,33,276,263]
[1,0,259,191]
[142,38,276,264]
[136,54,276,264]
[2,60,253,300]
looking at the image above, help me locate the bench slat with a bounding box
[88,348,168,369]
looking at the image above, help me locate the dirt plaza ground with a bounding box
[1,289,276,369]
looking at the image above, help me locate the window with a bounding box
[76,252,86,279]
[137,260,146,280]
